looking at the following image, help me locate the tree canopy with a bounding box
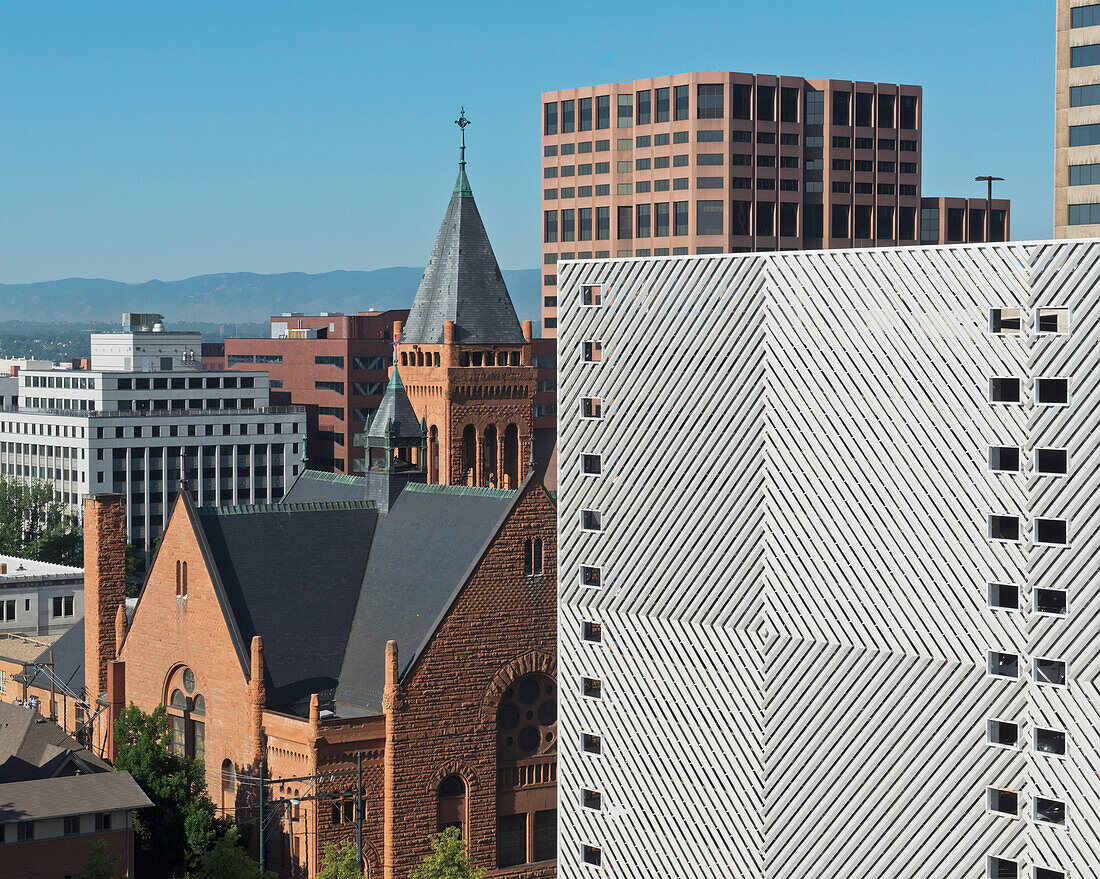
[408,828,483,879]
[0,475,81,565]
[113,703,224,878]
[77,839,121,879]
[317,839,365,879]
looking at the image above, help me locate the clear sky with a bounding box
[0,0,1053,284]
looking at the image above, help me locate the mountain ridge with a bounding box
[0,267,542,326]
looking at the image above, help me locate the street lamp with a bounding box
[975,176,1004,242]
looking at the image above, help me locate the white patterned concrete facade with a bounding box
[556,241,1100,879]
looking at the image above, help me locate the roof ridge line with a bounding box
[404,482,514,499]
[198,500,377,516]
[300,470,364,485]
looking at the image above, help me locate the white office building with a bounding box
[556,241,1096,879]
[0,318,304,554]
[0,555,83,637]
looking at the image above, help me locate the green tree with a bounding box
[317,839,365,879]
[0,475,81,564]
[191,825,276,879]
[77,839,120,879]
[408,828,483,879]
[113,703,223,877]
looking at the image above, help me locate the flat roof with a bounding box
[0,557,82,578]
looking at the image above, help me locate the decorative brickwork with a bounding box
[83,494,126,697]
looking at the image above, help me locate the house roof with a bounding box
[398,160,526,346]
[0,701,109,784]
[195,500,379,710]
[0,770,151,823]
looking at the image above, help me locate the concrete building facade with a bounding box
[541,72,1010,336]
[556,240,1093,879]
[1055,1,1100,237]
[0,556,83,637]
[0,321,304,555]
[224,310,406,474]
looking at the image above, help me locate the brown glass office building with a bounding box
[540,72,1010,337]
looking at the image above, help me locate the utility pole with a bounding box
[258,759,265,875]
[975,175,1004,242]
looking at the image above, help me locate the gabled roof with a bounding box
[333,481,520,713]
[365,368,423,442]
[399,163,526,346]
[0,771,151,823]
[195,500,378,709]
[0,702,109,784]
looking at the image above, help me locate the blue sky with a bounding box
[0,1,1052,283]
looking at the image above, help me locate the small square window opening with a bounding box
[580,566,602,589]
[1034,727,1067,757]
[987,857,1018,879]
[582,285,603,307]
[1033,796,1066,827]
[1037,308,1069,334]
[583,341,603,363]
[987,719,1019,748]
[581,397,603,419]
[988,447,1020,472]
[1033,867,1066,879]
[581,510,603,532]
[990,378,1021,403]
[1035,448,1068,475]
[582,844,602,866]
[581,454,602,475]
[582,789,602,811]
[987,787,1019,817]
[1036,378,1069,405]
[989,515,1020,542]
[987,651,1020,680]
[1035,519,1068,546]
[581,732,602,754]
[989,308,1021,334]
[987,582,1019,611]
[582,620,603,643]
[1034,657,1067,686]
[582,677,602,699]
[1034,588,1067,617]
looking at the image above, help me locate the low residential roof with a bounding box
[0,702,108,783]
[0,770,151,823]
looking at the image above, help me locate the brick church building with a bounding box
[11,142,557,879]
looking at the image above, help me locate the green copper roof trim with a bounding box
[197,500,376,517]
[298,470,365,485]
[452,165,473,198]
[388,367,405,391]
[404,482,514,499]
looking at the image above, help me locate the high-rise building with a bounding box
[0,316,303,555]
[556,240,1090,879]
[540,73,1010,337]
[224,310,406,473]
[1055,1,1100,236]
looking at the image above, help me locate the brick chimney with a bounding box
[83,495,126,697]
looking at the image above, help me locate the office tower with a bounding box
[224,309,406,473]
[540,73,1011,337]
[1055,1,1100,236]
[0,316,303,555]
[556,241,1087,879]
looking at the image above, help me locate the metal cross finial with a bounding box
[455,107,470,164]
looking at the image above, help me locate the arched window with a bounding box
[417,350,424,366]
[438,774,467,835]
[176,561,188,600]
[165,667,204,762]
[497,674,557,868]
[483,425,498,487]
[222,758,235,793]
[523,538,544,577]
[434,352,441,367]
[429,426,439,484]
[503,424,519,489]
[461,426,477,485]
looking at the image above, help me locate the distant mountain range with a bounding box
[0,267,543,327]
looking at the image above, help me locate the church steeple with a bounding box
[399,111,525,347]
[355,366,427,513]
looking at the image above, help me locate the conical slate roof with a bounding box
[399,164,526,346]
[365,368,423,442]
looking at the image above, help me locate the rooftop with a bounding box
[0,770,151,823]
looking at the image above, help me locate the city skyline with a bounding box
[0,0,1053,284]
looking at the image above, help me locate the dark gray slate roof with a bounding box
[283,470,366,505]
[399,167,526,346]
[334,482,517,714]
[196,501,378,710]
[366,368,423,442]
[0,702,109,784]
[0,771,151,823]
